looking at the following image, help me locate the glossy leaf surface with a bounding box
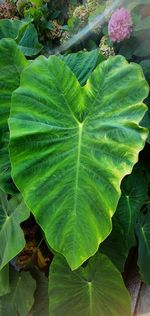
[49,253,131,316]
[0,38,27,193]
[9,55,148,269]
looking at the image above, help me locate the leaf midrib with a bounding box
[73,122,83,217]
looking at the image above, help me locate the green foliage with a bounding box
[100,219,128,272]
[0,267,36,316]
[49,253,131,316]
[0,38,28,194]
[115,165,148,248]
[0,191,30,270]
[136,208,150,284]
[61,48,104,85]
[0,265,10,297]
[0,19,43,56]
[0,3,150,313]
[9,55,148,270]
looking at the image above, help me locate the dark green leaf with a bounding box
[136,208,150,284]
[0,267,36,316]
[61,49,104,86]
[115,166,148,248]
[30,268,49,316]
[0,265,10,296]
[100,219,128,272]
[49,253,131,316]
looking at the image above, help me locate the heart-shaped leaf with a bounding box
[0,191,30,270]
[0,38,28,194]
[49,253,131,316]
[9,55,148,269]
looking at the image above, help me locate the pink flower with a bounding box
[108,7,133,43]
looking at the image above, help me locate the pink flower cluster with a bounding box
[108,7,133,43]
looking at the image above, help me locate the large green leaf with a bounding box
[115,165,148,248]
[136,208,150,284]
[9,55,148,270]
[0,19,43,57]
[0,265,10,297]
[49,253,131,316]
[0,191,30,270]
[0,38,27,194]
[61,49,104,86]
[0,267,36,316]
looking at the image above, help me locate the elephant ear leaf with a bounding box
[9,55,148,270]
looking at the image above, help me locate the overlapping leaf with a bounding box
[0,38,27,193]
[0,267,36,316]
[49,253,131,316]
[115,165,148,248]
[0,19,43,57]
[61,49,104,85]
[100,219,128,272]
[0,265,10,296]
[136,208,150,284]
[9,55,148,269]
[0,191,30,270]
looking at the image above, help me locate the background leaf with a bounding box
[0,19,43,57]
[61,49,104,86]
[49,253,131,316]
[0,191,30,270]
[136,207,150,284]
[0,267,36,316]
[0,38,27,194]
[115,165,148,248]
[9,55,148,270]
[29,268,49,316]
[0,265,10,297]
[100,219,128,272]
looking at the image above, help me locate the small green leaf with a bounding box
[136,208,150,284]
[0,191,30,270]
[0,267,36,316]
[0,265,10,297]
[0,19,43,56]
[0,38,27,194]
[115,165,148,248]
[49,253,131,316]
